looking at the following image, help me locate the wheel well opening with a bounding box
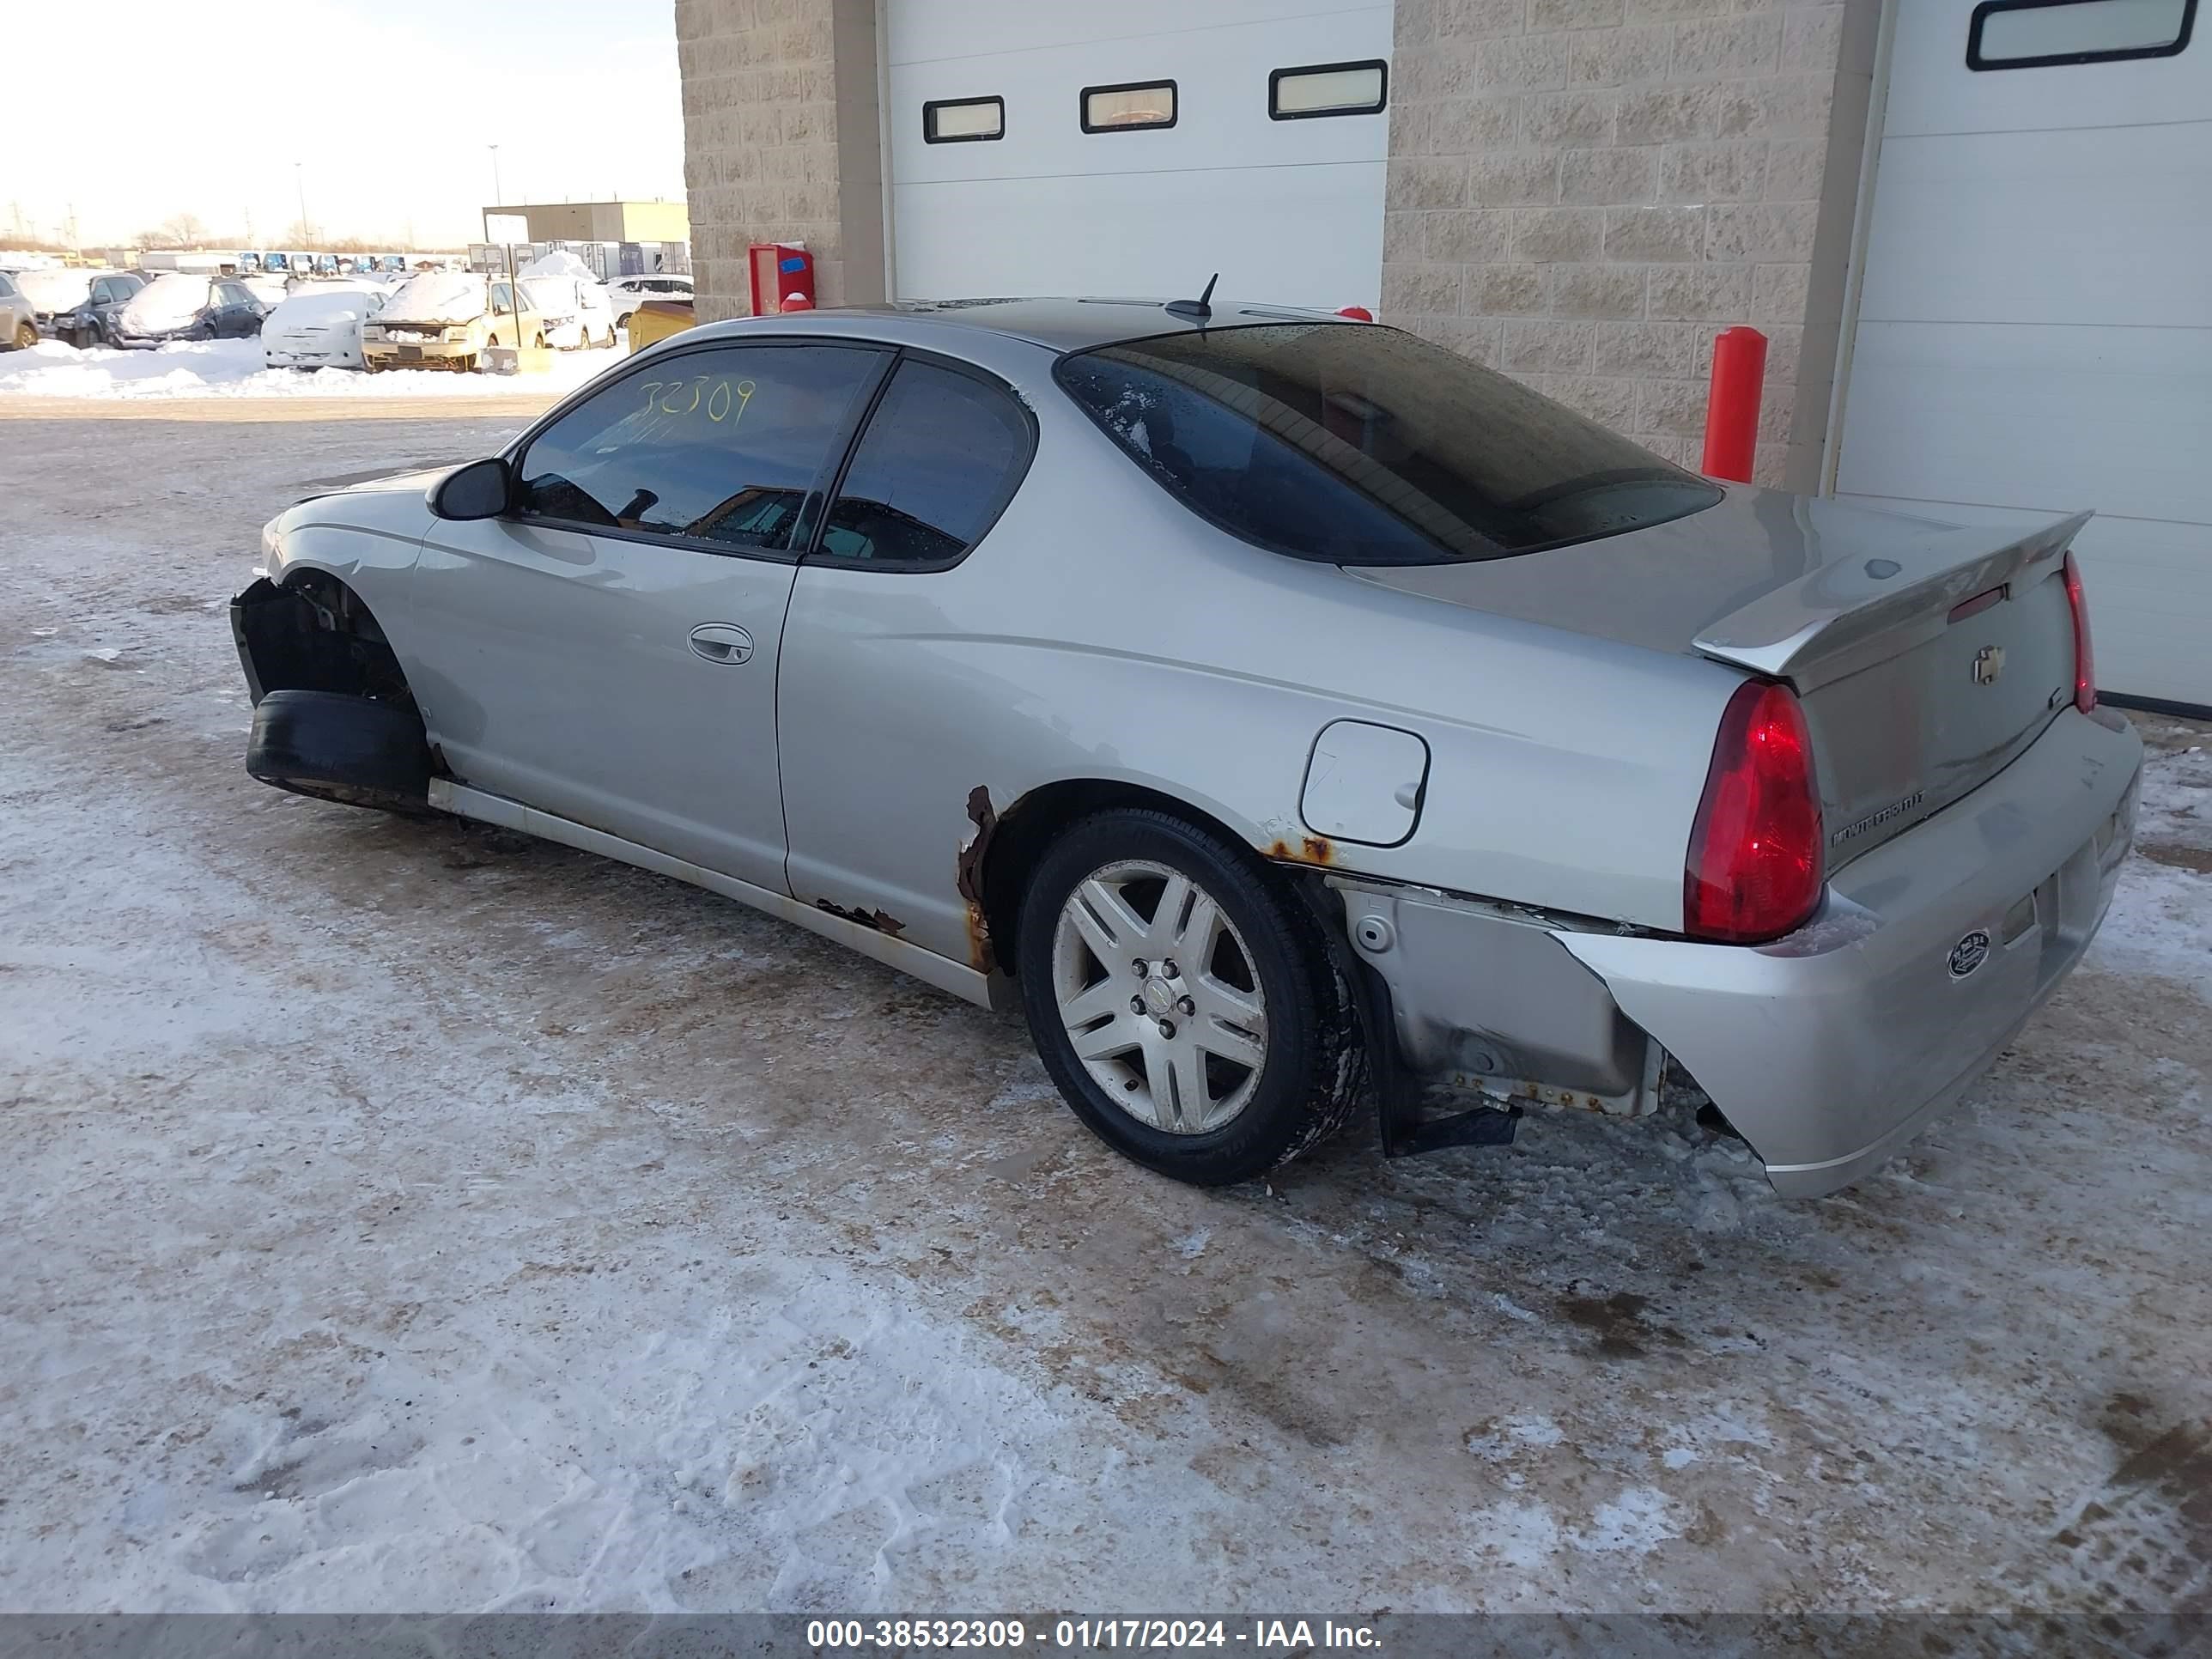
[234,570,416,711]
[976,780,1272,975]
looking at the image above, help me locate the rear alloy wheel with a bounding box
[1017,809,1364,1186]
[11,322,33,350]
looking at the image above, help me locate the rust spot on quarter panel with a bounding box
[1268,834,1336,866]
[956,786,1000,974]
[814,899,906,937]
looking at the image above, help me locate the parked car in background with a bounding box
[52,271,148,347]
[260,284,387,372]
[0,272,36,350]
[623,297,694,354]
[244,275,292,309]
[228,299,2142,1201]
[112,274,267,348]
[519,274,617,350]
[603,274,692,331]
[14,268,94,341]
[360,272,544,372]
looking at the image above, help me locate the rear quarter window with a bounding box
[1054,322,1721,565]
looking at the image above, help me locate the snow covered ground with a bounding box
[0,410,2207,1620]
[0,337,621,402]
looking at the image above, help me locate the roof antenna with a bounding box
[1164,272,1218,322]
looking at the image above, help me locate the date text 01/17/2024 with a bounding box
[802,1618,1383,1650]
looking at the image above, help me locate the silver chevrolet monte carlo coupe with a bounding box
[230,295,2142,1199]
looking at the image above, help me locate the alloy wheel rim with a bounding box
[1051,859,1269,1135]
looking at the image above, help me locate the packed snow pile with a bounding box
[118,273,214,335]
[519,249,597,283]
[380,272,492,325]
[0,337,619,400]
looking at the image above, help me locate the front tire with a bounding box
[10,322,33,350]
[246,688,433,816]
[1016,809,1364,1186]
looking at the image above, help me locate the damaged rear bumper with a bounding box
[1339,708,2141,1198]
[1558,708,2140,1197]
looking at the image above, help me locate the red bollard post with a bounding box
[1700,325,1767,483]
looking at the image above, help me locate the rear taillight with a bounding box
[1684,679,1825,944]
[2063,550,2096,714]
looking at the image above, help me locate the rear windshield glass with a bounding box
[1054,322,1721,564]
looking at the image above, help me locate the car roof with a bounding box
[690,296,1355,354]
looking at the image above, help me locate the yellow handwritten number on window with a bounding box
[629,375,756,429]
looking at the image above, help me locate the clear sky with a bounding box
[4,0,684,249]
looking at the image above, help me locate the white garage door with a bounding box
[1834,0,2211,710]
[884,0,1393,313]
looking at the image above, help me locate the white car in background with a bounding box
[518,274,617,350]
[260,284,387,372]
[244,275,292,309]
[602,273,692,331]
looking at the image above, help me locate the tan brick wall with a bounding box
[676,0,882,325]
[1382,0,1877,489]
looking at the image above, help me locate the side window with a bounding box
[514,343,885,552]
[817,361,1033,567]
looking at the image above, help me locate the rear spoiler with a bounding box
[1692,509,2092,691]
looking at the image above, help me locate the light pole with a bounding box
[294,161,310,246]
[489,144,503,208]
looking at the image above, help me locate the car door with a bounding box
[778,354,1039,961]
[410,337,891,892]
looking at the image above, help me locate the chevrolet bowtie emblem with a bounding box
[1972,644,2006,686]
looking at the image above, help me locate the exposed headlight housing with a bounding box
[444,326,471,343]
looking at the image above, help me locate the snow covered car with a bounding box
[228,298,2143,1200]
[111,274,267,348]
[360,272,544,372]
[519,274,617,349]
[0,271,36,350]
[602,273,691,331]
[13,267,100,343]
[50,270,147,347]
[260,284,386,371]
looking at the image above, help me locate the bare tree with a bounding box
[137,212,211,249]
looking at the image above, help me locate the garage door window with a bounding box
[512,343,886,553]
[1270,60,1389,119]
[817,360,1035,568]
[925,96,1004,143]
[1082,81,1176,133]
[1968,0,2195,68]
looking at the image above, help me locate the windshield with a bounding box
[1054,322,1721,565]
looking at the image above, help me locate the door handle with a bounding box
[688,623,755,665]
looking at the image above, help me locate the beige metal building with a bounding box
[479,200,693,245]
[675,0,2210,712]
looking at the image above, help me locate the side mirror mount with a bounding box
[431,457,514,521]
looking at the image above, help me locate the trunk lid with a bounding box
[1346,489,2089,868]
[1698,509,2086,868]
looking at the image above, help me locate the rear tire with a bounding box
[10,322,33,350]
[246,688,434,817]
[1015,808,1364,1186]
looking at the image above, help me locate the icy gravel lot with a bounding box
[1,410,2208,1618]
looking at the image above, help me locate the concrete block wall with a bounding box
[676,0,884,325]
[1382,0,1878,489]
